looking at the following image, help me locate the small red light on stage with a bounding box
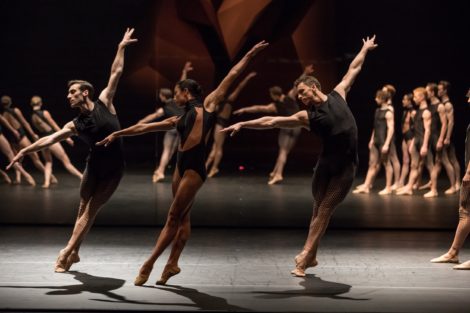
[238,165,245,171]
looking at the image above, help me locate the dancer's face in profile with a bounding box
[437,84,445,98]
[413,90,425,104]
[173,85,189,106]
[466,89,470,104]
[67,83,87,108]
[402,95,413,108]
[269,92,280,102]
[296,82,322,105]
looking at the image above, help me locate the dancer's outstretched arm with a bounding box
[226,72,257,103]
[7,122,76,169]
[334,35,377,100]
[42,110,75,146]
[204,41,269,112]
[99,28,138,113]
[221,111,309,137]
[96,116,179,147]
[138,108,164,124]
[233,103,276,115]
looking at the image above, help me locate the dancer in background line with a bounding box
[397,93,415,189]
[7,28,137,272]
[138,62,192,182]
[222,36,377,276]
[205,71,257,178]
[30,95,83,188]
[97,41,268,286]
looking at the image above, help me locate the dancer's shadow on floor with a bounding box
[1,271,161,305]
[251,274,369,301]
[149,284,249,312]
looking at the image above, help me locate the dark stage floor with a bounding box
[0,170,461,229]
[0,227,469,312]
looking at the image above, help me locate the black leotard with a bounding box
[429,102,442,152]
[163,99,185,118]
[176,99,215,181]
[413,107,429,151]
[308,90,358,169]
[401,108,414,141]
[373,108,391,149]
[73,99,124,178]
[31,109,54,137]
[0,107,27,143]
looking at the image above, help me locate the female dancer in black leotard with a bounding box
[138,62,191,182]
[233,86,301,184]
[397,93,416,188]
[0,114,35,185]
[222,36,377,276]
[97,41,268,286]
[8,28,137,272]
[205,71,257,178]
[30,96,83,188]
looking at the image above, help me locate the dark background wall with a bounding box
[1,0,469,174]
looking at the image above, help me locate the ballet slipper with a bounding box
[453,260,470,270]
[152,172,164,183]
[65,252,80,271]
[423,190,438,198]
[430,254,459,263]
[156,265,181,285]
[378,188,392,195]
[54,250,68,273]
[134,265,153,286]
[268,175,283,185]
[352,187,369,194]
[207,168,219,178]
[444,187,457,195]
[396,188,413,196]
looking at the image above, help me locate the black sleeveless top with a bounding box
[308,90,358,164]
[73,99,124,163]
[414,108,428,141]
[274,96,299,117]
[373,108,391,146]
[401,108,415,138]
[31,109,54,136]
[429,102,442,138]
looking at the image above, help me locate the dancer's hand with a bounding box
[220,123,242,137]
[182,61,193,74]
[246,40,269,58]
[96,133,117,147]
[247,71,257,79]
[232,108,245,115]
[6,150,24,170]
[362,35,378,51]
[436,139,443,151]
[66,138,74,147]
[420,146,428,157]
[119,28,138,48]
[444,138,450,146]
[303,64,315,75]
[381,145,389,155]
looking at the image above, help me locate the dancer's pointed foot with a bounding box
[352,187,369,194]
[268,175,283,185]
[207,168,219,178]
[424,190,438,198]
[156,264,181,285]
[291,251,318,277]
[25,176,36,186]
[378,188,392,195]
[396,188,413,196]
[0,172,11,184]
[65,252,80,271]
[134,264,153,286]
[444,186,457,195]
[152,172,164,183]
[54,250,68,273]
[430,253,459,263]
[418,181,431,190]
[453,260,470,270]
[51,175,58,184]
